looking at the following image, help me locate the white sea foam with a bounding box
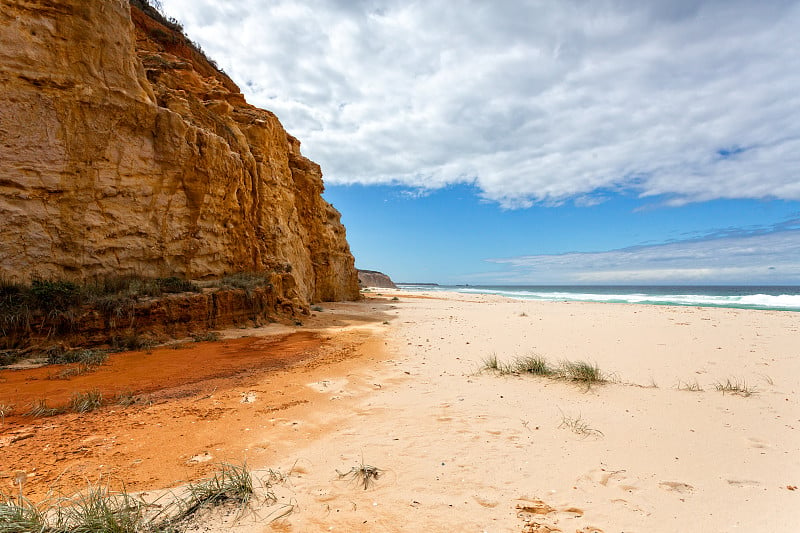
[449,288,800,310]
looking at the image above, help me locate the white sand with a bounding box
[201,291,800,532]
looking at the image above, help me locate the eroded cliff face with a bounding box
[0,0,359,303]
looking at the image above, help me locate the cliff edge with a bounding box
[0,0,359,304]
[358,270,397,289]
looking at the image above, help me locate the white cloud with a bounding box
[157,0,800,208]
[484,228,800,284]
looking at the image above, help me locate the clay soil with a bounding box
[0,300,394,501]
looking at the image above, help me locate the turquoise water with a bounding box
[395,285,800,311]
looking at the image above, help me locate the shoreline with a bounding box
[383,285,800,313]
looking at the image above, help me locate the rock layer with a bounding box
[0,0,359,303]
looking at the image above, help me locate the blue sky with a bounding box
[157,0,800,285]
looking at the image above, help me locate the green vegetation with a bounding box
[48,349,108,367]
[209,272,274,293]
[0,275,199,350]
[0,462,260,532]
[559,360,604,384]
[58,484,148,533]
[69,390,104,413]
[0,494,46,533]
[110,333,157,353]
[181,462,254,516]
[25,399,63,418]
[482,354,604,385]
[514,354,555,376]
[190,331,221,343]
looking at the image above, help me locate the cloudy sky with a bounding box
[158,0,800,284]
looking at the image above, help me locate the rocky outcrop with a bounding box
[358,270,397,289]
[0,0,359,304]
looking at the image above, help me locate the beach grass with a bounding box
[558,409,604,438]
[559,360,605,383]
[515,354,556,376]
[483,354,606,385]
[26,399,64,418]
[179,462,254,518]
[69,390,104,413]
[191,331,221,343]
[677,380,704,392]
[0,463,269,532]
[0,495,47,533]
[57,483,148,533]
[337,460,384,491]
[715,378,755,397]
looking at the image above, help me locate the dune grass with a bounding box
[482,353,605,386]
[69,390,104,413]
[176,462,255,519]
[677,380,704,392]
[558,409,604,438]
[715,378,756,397]
[0,462,261,533]
[0,495,46,533]
[25,399,63,418]
[337,459,384,491]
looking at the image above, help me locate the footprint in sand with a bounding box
[580,468,639,492]
[727,478,761,487]
[658,481,694,493]
[472,494,499,508]
[746,436,770,449]
[516,498,597,533]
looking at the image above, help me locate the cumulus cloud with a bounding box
[485,223,800,284]
[158,0,800,207]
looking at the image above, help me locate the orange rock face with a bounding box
[0,0,359,303]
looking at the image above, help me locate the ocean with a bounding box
[394,284,800,312]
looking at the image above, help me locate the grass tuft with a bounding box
[114,391,152,407]
[26,399,63,418]
[0,463,263,532]
[337,460,384,490]
[179,462,254,517]
[559,360,605,384]
[558,409,604,438]
[209,272,274,293]
[0,494,46,533]
[56,483,147,533]
[677,380,704,392]
[69,390,103,413]
[190,331,221,343]
[110,333,156,352]
[483,354,605,385]
[481,353,515,374]
[514,354,555,376]
[715,378,755,397]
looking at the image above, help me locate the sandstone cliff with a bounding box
[358,270,397,289]
[0,0,359,304]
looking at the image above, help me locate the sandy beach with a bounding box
[2,290,799,532]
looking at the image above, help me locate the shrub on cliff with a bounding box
[0,275,200,349]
